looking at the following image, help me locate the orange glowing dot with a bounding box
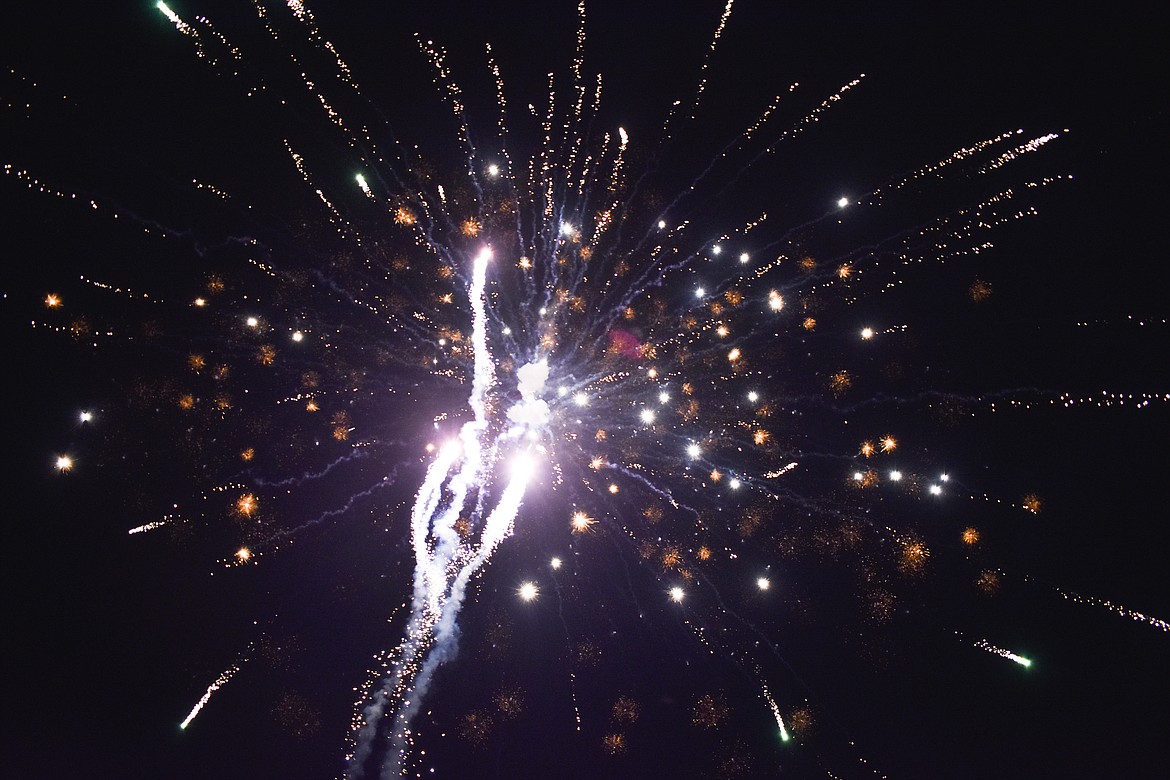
[257,344,277,365]
[608,483,619,494]
[898,537,930,575]
[394,206,416,225]
[978,569,1001,594]
[460,217,481,237]
[860,441,876,458]
[454,518,472,540]
[829,370,852,396]
[802,317,817,331]
[969,279,993,302]
[880,436,897,453]
[45,293,61,308]
[961,527,980,545]
[852,469,879,488]
[240,448,255,462]
[570,511,595,533]
[235,547,252,562]
[235,493,258,517]
[1022,494,1042,514]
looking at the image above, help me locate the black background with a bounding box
[4,2,1169,778]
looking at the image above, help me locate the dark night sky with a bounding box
[4,2,1169,778]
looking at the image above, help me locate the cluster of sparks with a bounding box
[11,1,1170,777]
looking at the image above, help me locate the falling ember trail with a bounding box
[974,638,1032,668]
[180,657,245,730]
[762,684,791,743]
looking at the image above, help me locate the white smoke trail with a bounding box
[349,247,541,778]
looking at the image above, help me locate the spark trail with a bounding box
[179,653,248,730]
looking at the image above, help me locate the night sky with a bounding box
[5,2,1169,778]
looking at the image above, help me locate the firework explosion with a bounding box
[7,2,1169,778]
